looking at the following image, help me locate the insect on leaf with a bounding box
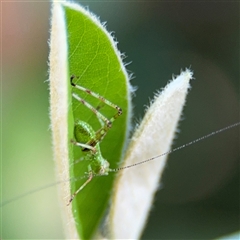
[49,1,131,239]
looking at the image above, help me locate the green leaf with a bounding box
[60,2,130,239]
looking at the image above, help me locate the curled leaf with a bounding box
[109,69,193,239]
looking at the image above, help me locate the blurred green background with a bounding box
[2,1,239,239]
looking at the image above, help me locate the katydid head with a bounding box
[99,160,110,175]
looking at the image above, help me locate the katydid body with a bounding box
[68,75,122,204]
